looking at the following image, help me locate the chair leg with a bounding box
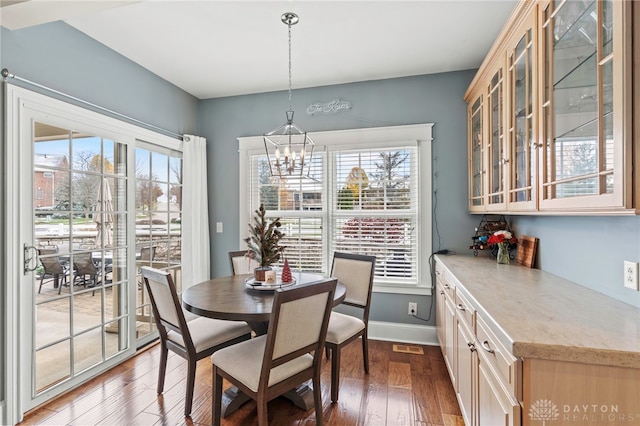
[325,346,330,359]
[212,366,223,426]
[257,393,269,426]
[362,334,369,373]
[313,368,323,425]
[38,275,45,294]
[184,357,196,416]
[330,345,340,403]
[157,343,168,394]
[57,274,63,295]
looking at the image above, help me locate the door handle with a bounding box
[24,244,38,274]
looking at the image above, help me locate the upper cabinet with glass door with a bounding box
[539,0,632,212]
[468,93,485,212]
[465,0,634,215]
[507,10,537,211]
[486,64,507,212]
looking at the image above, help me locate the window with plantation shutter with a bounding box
[238,124,433,294]
[332,147,418,285]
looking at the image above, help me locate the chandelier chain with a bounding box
[288,21,292,112]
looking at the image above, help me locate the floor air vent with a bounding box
[392,344,424,355]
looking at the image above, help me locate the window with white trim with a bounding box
[238,124,433,294]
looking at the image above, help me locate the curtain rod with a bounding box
[1,68,184,141]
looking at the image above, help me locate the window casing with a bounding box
[239,124,433,294]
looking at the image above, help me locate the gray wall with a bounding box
[198,71,478,325]
[1,22,198,136]
[512,216,640,308]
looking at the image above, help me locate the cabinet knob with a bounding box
[440,290,445,295]
[444,284,450,289]
[467,342,476,352]
[456,304,466,311]
[481,340,495,354]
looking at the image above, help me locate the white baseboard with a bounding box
[368,320,439,346]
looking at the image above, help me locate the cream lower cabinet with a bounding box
[435,264,456,389]
[436,262,522,426]
[435,255,640,426]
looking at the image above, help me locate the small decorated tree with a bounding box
[244,204,286,280]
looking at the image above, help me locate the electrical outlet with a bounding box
[216,222,223,233]
[408,302,417,316]
[624,261,639,290]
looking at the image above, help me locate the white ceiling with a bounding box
[1,0,518,99]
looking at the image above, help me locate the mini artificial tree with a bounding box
[244,204,286,280]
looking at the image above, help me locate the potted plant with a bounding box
[244,204,286,281]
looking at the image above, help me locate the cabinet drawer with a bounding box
[435,262,455,299]
[454,289,475,331]
[476,315,520,399]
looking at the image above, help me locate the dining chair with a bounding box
[211,278,337,426]
[37,248,69,294]
[140,266,252,417]
[325,251,376,403]
[229,250,260,275]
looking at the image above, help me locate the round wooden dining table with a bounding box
[181,271,346,416]
[182,271,345,334]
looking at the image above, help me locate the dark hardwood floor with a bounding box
[19,340,464,426]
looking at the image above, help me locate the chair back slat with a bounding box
[331,253,376,308]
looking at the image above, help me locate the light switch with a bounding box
[216,222,223,233]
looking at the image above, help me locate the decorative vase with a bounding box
[254,266,272,282]
[496,243,510,265]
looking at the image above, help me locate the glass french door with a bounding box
[6,85,184,422]
[25,121,131,406]
[133,144,183,343]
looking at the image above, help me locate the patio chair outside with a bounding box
[37,248,69,294]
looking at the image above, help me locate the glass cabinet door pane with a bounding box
[470,96,484,207]
[509,25,534,205]
[488,70,504,205]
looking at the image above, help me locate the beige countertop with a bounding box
[435,254,640,369]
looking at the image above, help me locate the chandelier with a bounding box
[263,12,315,179]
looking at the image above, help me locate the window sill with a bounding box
[373,284,432,296]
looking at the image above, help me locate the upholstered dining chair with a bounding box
[140,266,252,417]
[229,250,260,275]
[211,278,337,426]
[37,248,69,294]
[325,251,376,403]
